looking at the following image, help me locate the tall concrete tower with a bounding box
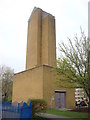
[26,7,56,70]
[12,7,75,109]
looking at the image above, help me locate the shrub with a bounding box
[27,99,47,117]
[7,97,12,102]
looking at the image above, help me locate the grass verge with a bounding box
[46,109,88,119]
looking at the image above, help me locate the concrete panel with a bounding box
[26,8,42,69]
[12,66,43,103]
[43,65,56,108]
[48,15,56,67]
[43,65,75,109]
[41,14,56,67]
[42,16,49,65]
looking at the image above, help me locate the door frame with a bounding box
[55,90,66,109]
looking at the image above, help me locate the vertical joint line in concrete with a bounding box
[40,10,42,65]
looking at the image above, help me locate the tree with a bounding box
[0,65,14,101]
[88,35,90,114]
[55,29,89,98]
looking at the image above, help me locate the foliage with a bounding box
[0,65,14,101]
[27,99,47,117]
[55,29,89,98]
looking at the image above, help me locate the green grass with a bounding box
[46,109,88,119]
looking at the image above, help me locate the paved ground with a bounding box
[0,111,2,120]
[36,113,82,120]
[2,111,20,119]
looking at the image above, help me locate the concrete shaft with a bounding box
[26,7,56,70]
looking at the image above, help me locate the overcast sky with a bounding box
[0,0,89,73]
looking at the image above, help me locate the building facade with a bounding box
[12,7,75,109]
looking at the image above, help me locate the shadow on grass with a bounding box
[32,116,49,120]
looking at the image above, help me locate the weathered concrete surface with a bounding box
[26,7,56,70]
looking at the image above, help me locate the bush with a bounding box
[7,97,12,102]
[2,97,12,102]
[27,99,47,117]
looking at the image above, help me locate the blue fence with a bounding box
[2,101,32,119]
